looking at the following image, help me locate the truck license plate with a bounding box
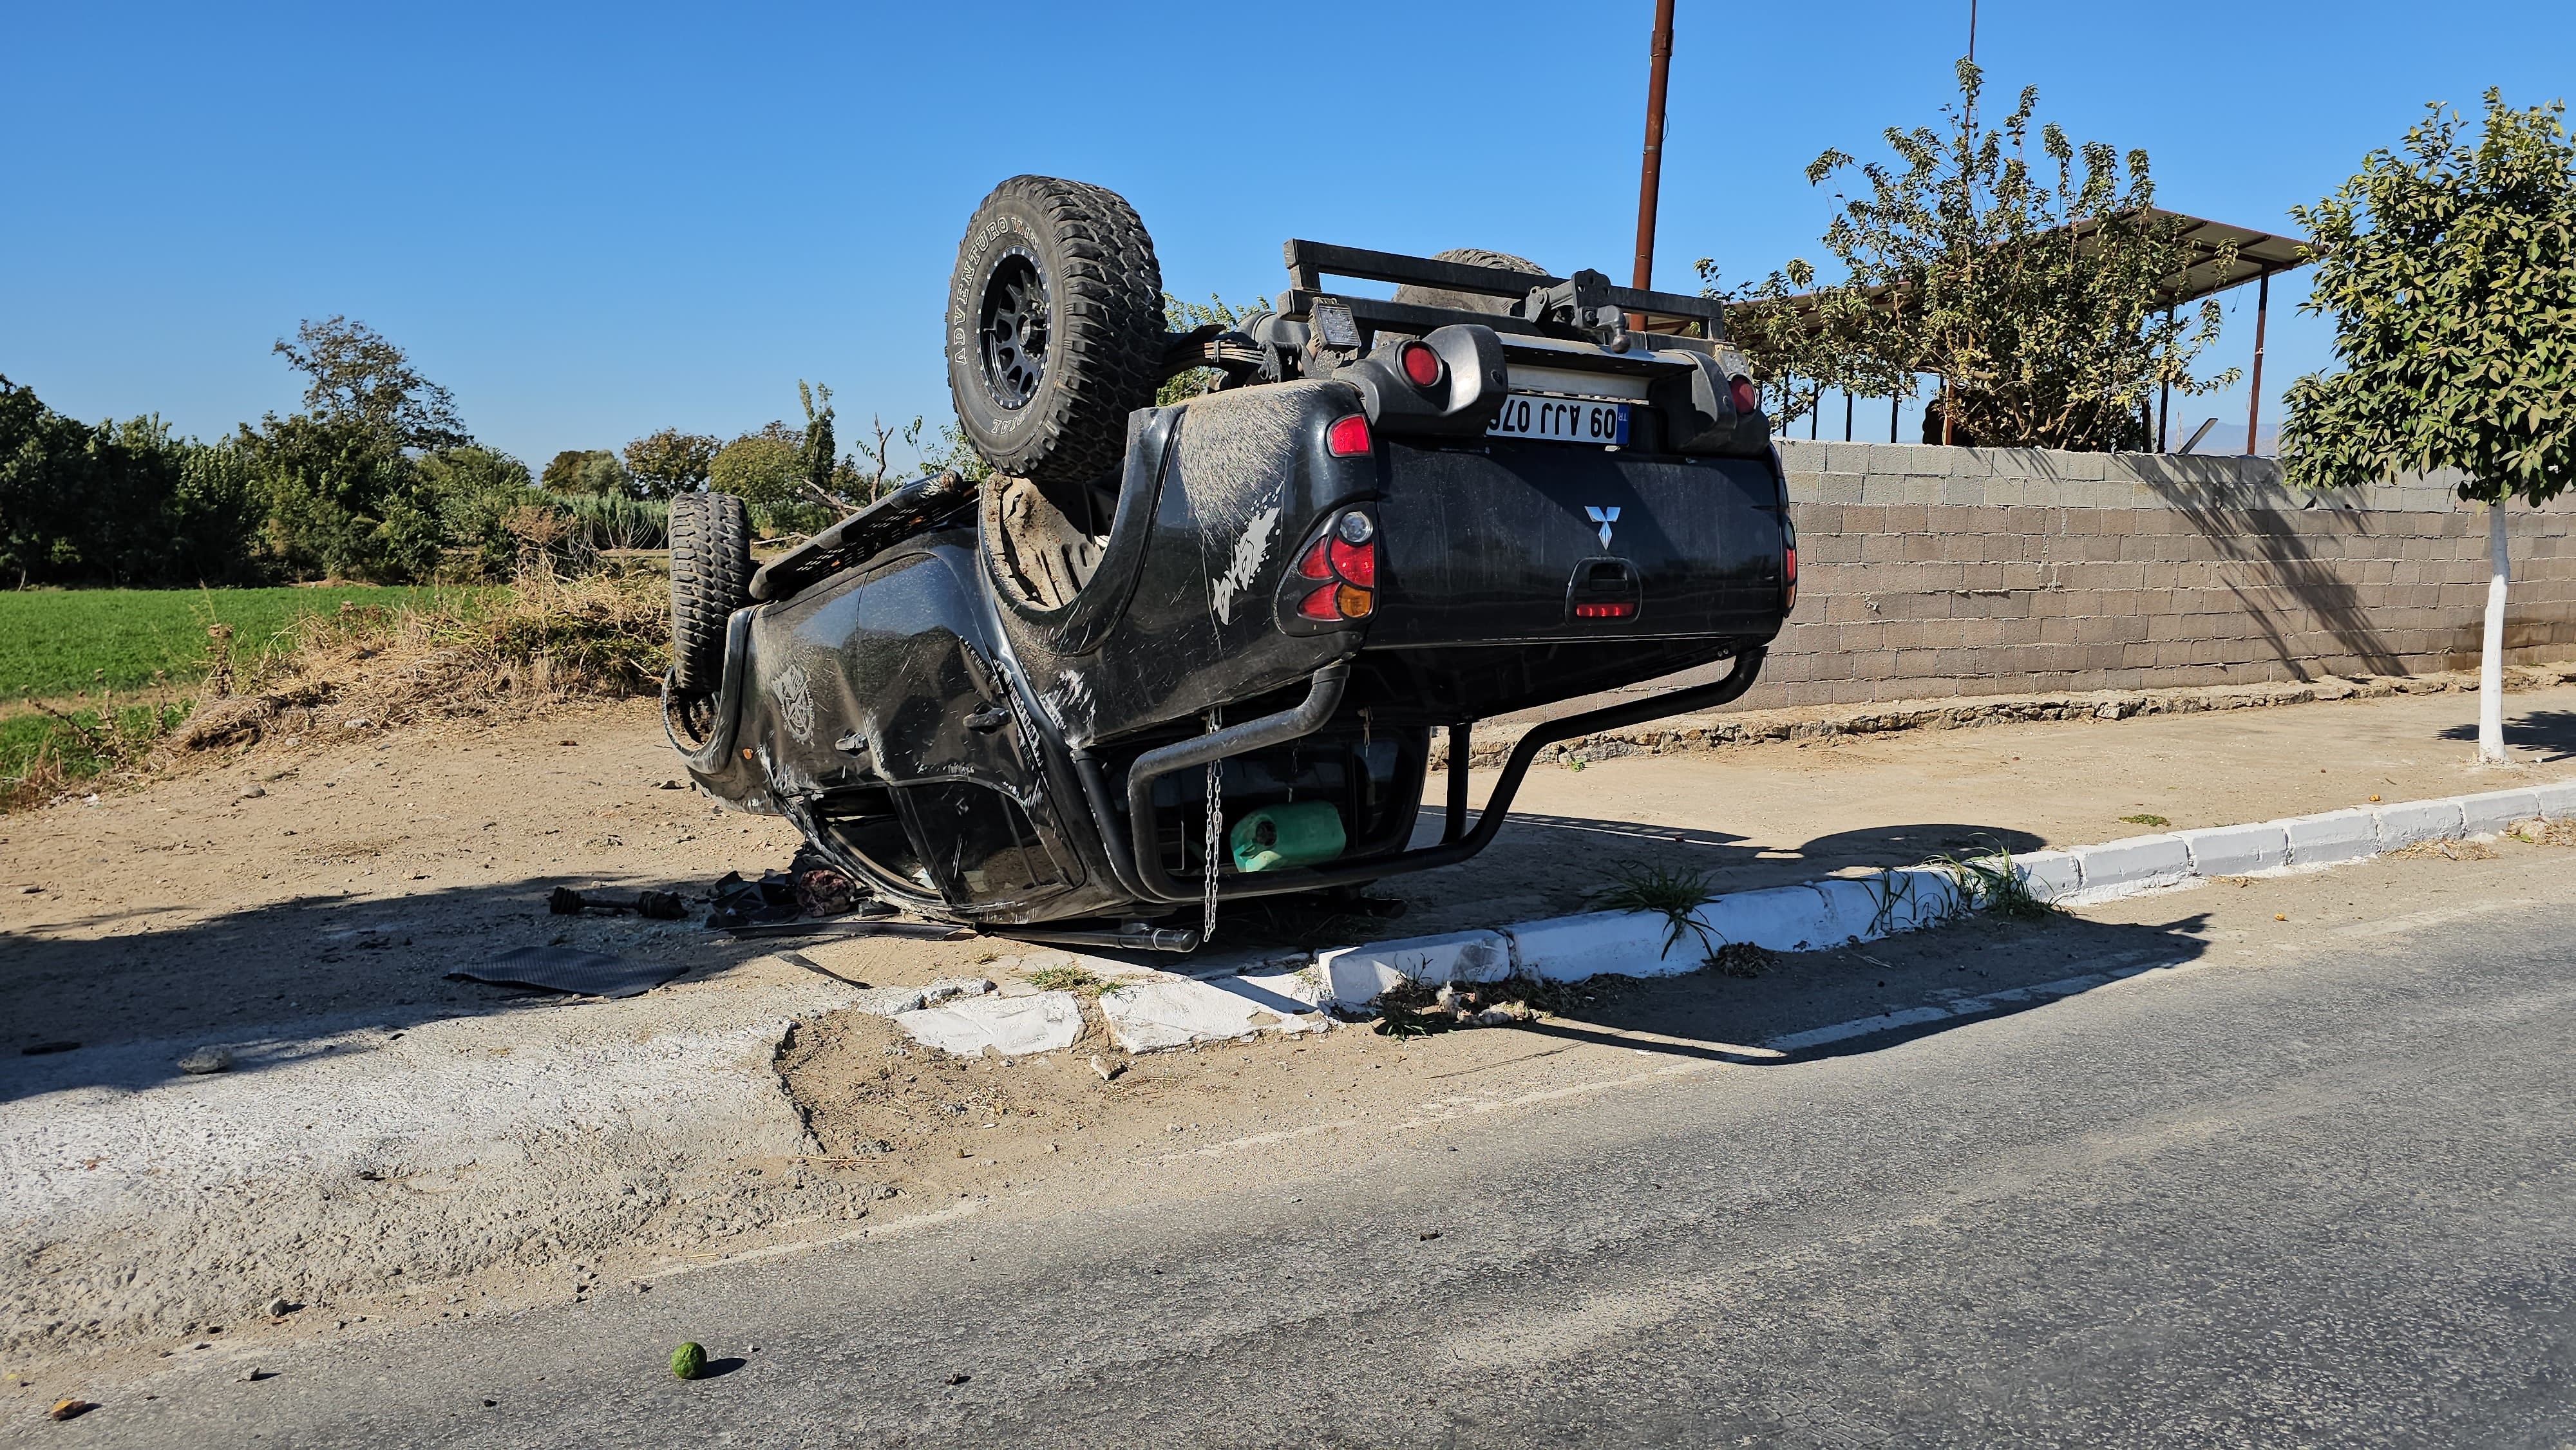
[1487,394,1629,446]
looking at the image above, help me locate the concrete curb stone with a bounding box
[2279,809,2380,867]
[1313,930,1510,1006]
[2175,822,2291,877]
[2457,787,2543,836]
[2373,798,2465,850]
[2067,833,2193,903]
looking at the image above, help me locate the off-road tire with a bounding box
[947,175,1164,484]
[668,491,750,695]
[1392,247,1548,316]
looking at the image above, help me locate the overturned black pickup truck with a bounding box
[664,175,1795,950]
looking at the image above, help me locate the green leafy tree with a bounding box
[0,380,265,587]
[797,381,840,502]
[2280,91,2576,764]
[622,428,720,498]
[708,423,807,506]
[272,315,469,453]
[419,445,542,579]
[1720,61,2237,447]
[242,317,470,580]
[541,448,629,496]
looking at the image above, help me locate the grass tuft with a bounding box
[1588,860,1723,960]
[1023,964,1108,995]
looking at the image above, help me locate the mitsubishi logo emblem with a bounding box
[1585,505,1620,551]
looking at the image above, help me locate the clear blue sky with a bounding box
[5,1,2569,466]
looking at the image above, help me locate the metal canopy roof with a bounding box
[1748,208,2312,325]
[2130,208,2312,306]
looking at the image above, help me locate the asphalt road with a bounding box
[34,887,2576,1447]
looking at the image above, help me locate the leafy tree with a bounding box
[708,423,806,505]
[419,445,542,579]
[2280,91,2576,764]
[797,381,840,502]
[1717,61,2238,447]
[272,315,469,453]
[0,379,266,587]
[541,448,628,496]
[622,428,719,498]
[242,317,471,579]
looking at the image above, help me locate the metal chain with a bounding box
[1201,708,1223,945]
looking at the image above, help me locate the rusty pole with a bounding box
[2157,305,2174,451]
[2244,269,2271,455]
[1631,0,1677,295]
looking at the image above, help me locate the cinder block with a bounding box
[2175,822,2290,876]
[2069,833,2193,901]
[2279,808,2380,867]
[2456,787,2543,836]
[2532,777,2576,820]
[2373,797,2465,849]
[1314,929,1511,1006]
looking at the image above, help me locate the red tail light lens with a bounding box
[1298,584,1341,620]
[1326,415,1372,457]
[1729,376,1760,415]
[1328,536,1375,587]
[1398,341,1443,389]
[1572,601,1636,620]
[1783,545,1799,612]
[1298,538,1332,579]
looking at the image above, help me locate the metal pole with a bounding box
[2244,270,2271,455]
[2157,305,2173,451]
[1967,0,1976,62]
[1844,390,1854,442]
[1631,0,1676,294]
[1891,391,1900,443]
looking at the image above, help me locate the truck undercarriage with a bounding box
[665,176,1795,950]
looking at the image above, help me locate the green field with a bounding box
[0,585,482,704]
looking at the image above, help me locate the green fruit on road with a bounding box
[670,1342,707,1380]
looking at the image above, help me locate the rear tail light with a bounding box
[1782,515,1799,613]
[1398,341,1443,389]
[1326,414,1373,457]
[1327,536,1375,586]
[1572,601,1636,619]
[1290,507,1378,623]
[1729,376,1761,415]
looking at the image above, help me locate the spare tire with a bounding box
[668,491,750,695]
[947,176,1165,484]
[1392,247,1549,316]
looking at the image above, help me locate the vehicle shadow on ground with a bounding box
[1383,811,2050,937]
[1454,907,2213,1069]
[0,874,794,1102]
[2438,710,2576,764]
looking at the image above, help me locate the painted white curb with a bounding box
[893,774,2575,1052]
[1318,773,2575,1007]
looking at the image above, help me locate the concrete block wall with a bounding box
[1718,440,2576,709]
